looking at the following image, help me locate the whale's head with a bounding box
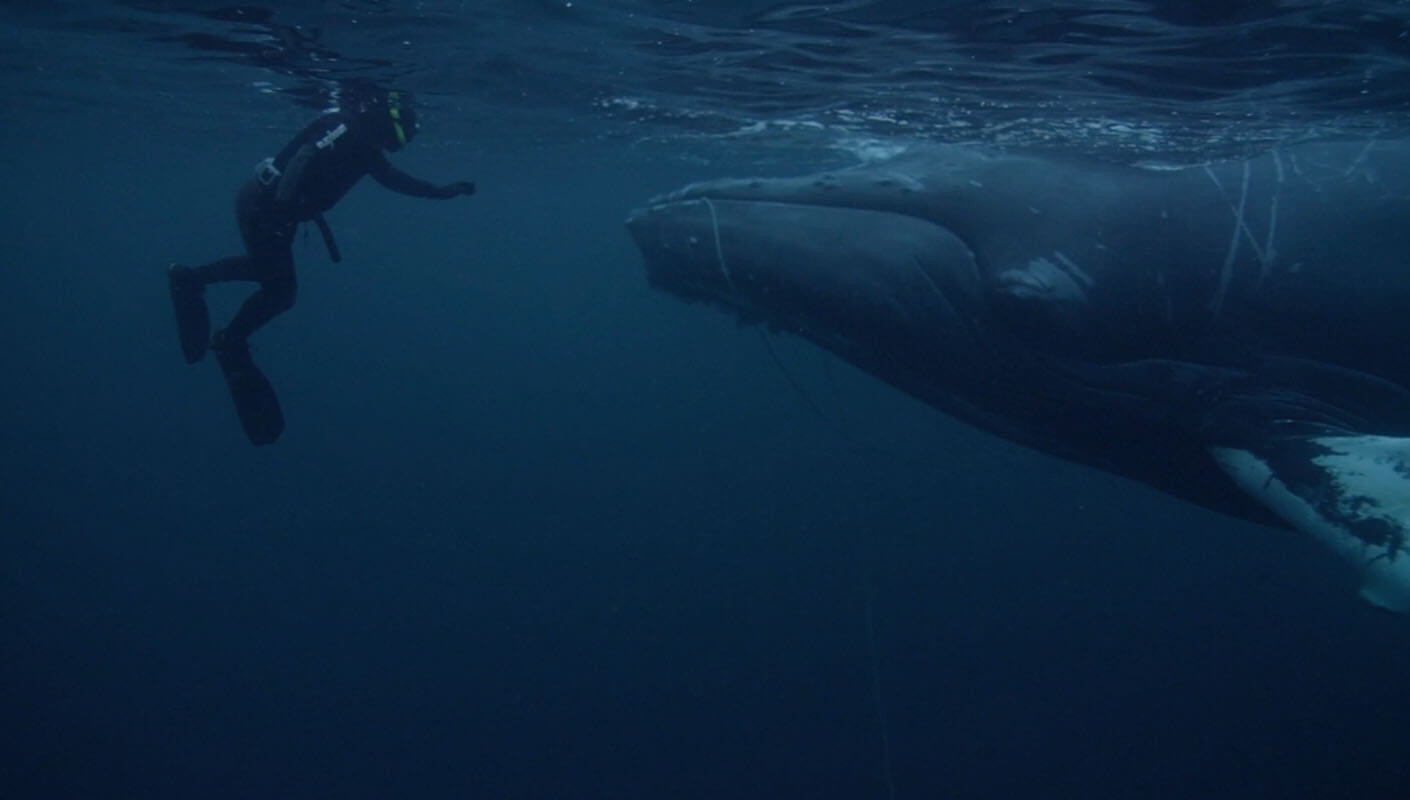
[625,165,1016,423]
[625,171,988,359]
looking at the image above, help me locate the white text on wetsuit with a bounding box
[315,123,348,150]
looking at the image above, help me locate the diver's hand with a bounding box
[440,181,475,198]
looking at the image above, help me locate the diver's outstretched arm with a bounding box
[369,153,474,199]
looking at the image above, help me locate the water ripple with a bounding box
[6,0,1410,159]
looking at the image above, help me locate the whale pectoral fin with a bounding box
[1208,429,1410,612]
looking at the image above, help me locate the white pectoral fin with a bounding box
[1210,434,1410,613]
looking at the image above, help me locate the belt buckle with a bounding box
[254,157,281,186]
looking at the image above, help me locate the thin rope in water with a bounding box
[702,194,896,795]
[700,194,850,432]
[704,198,946,472]
[760,333,839,426]
[701,196,738,292]
[865,571,898,800]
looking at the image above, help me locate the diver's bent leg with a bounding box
[194,181,293,287]
[216,263,297,346]
[216,180,298,347]
[171,253,267,362]
[191,255,261,284]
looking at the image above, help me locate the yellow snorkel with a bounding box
[388,91,408,147]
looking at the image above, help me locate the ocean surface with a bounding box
[3,1,1410,798]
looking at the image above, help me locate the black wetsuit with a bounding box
[191,109,469,344]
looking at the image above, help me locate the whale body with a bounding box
[627,141,1410,613]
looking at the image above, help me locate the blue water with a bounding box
[3,2,1410,798]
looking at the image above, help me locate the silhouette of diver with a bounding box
[168,88,474,445]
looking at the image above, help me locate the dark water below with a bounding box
[3,2,1410,798]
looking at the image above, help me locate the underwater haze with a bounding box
[3,1,1410,798]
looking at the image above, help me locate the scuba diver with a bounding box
[168,88,475,445]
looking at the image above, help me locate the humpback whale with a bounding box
[626,141,1410,613]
